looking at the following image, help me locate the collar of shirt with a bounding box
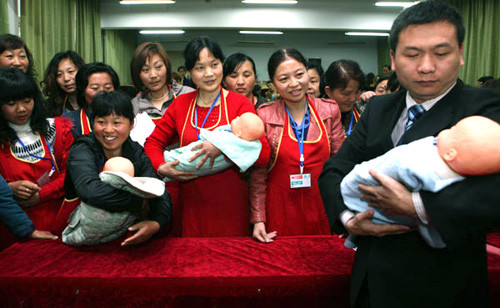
[391,82,457,145]
[405,81,456,114]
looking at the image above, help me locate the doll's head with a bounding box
[103,157,135,177]
[437,116,500,176]
[230,112,265,141]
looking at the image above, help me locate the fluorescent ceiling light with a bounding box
[242,1,298,4]
[240,30,284,35]
[345,32,389,37]
[375,1,419,8]
[140,30,185,35]
[120,1,176,4]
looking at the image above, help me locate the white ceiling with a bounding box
[99,0,404,74]
[100,0,404,31]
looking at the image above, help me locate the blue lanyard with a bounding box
[194,91,221,140]
[346,112,354,136]
[285,100,309,174]
[16,136,56,177]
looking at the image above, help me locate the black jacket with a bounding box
[319,80,500,307]
[64,133,171,227]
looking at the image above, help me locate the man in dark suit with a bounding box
[319,1,500,307]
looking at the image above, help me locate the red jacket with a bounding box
[249,95,344,223]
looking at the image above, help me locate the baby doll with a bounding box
[162,112,265,181]
[105,156,135,176]
[99,157,165,198]
[62,157,165,246]
[341,116,500,248]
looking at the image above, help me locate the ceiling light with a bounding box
[345,32,390,37]
[375,1,419,8]
[140,30,185,35]
[242,0,298,4]
[120,1,176,4]
[240,31,284,35]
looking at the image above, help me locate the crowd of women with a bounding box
[0,32,395,250]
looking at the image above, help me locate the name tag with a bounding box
[37,170,52,186]
[290,173,311,189]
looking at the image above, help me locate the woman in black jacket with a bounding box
[64,91,171,246]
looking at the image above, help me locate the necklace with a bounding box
[149,88,170,102]
[197,92,220,107]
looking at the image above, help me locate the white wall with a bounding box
[139,29,380,82]
[101,0,399,79]
[100,0,400,31]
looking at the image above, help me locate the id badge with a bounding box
[37,168,54,187]
[290,173,311,189]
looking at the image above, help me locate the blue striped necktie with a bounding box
[405,104,426,131]
[397,104,426,145]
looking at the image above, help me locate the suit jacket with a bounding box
[319,80,500,308]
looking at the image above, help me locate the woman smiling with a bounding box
[145,37,269,237]
[250,49,343,242]
[0,34,34,79]
[64,91,171,246]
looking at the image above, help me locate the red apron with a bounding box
[176,88,250,237]
[147,87,179,229]
[266,102,331,235]
[53,197,80,235]
[0,134,63,237]
[80,108,92,135]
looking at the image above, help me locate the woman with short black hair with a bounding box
[64,90,171,246]
[324,59,366,137]
[65,62,120,138]
[223,52,266,109]
[306,62,324,98]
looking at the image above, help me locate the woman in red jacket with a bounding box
[0,68,73,247]
[250,49,344,242]
[144,36,269,237]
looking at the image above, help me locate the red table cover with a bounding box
[0,236,355,307]
[0,235,498,308]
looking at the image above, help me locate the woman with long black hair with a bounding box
[0,68,73,246]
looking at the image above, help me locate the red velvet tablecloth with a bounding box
[1,235,499,308]
[0,236,355,308]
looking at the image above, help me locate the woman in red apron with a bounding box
[0,68,73,249]
[251,49,344,242]
[323,60,366,138]
[145,37,270,237]
[65,62,120,139]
